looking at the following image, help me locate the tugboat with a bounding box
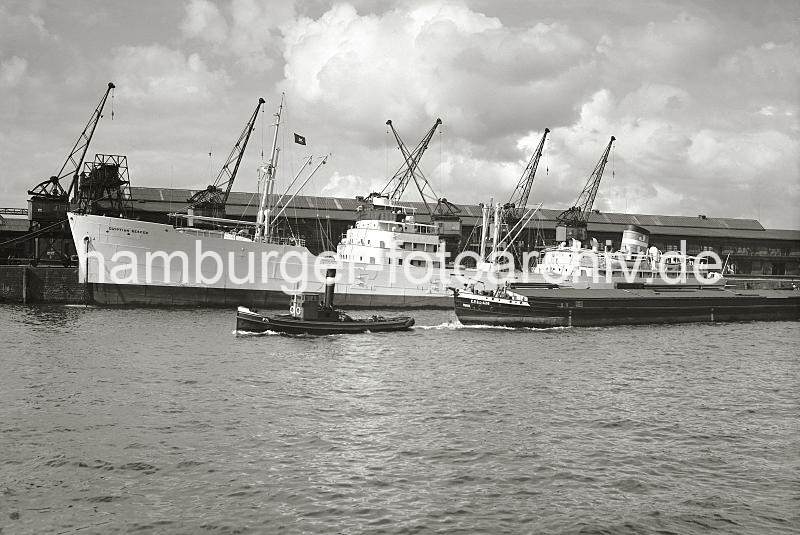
[236,269,415,334]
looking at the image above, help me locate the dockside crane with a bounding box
[187,97,265,220]
[555,136,615,243]
[372,118,443,211]
[383,118,461,220]
[366,118,462,256]
[487,128,550,262]
[27,82,115,224]
[504,128,549,224]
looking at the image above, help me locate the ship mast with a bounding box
[479,200,491,262]
[255,94,284,241]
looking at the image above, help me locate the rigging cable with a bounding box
[385,122,389,180]
[208,146,213,184]
[232,189,260,234]
[612,142,615,181]
[459,221,478,254]
[545,134,549,176]
[439,125,443,194]
[260,103,265,161]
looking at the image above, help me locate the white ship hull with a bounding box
[67,213,455,307]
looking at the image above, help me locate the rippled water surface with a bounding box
[1,305,798,534]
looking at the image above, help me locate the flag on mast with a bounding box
[294,133,306,145]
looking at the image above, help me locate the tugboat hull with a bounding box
[454,288,800,328]
[236,307,415,335]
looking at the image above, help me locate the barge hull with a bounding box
[455,290,800,327]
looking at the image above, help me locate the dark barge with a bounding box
[453,284,800,328]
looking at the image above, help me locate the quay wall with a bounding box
[0,265,797,305]
[0,266,84,304]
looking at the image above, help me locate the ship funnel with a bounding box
[324,268,336,308]
[620,224,650,255]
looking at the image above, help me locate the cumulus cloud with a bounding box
[276,2,798,228]
[543,86,799,224]
[0,2,55,47]
[320,171,380,197]
[180,0,296,72]
[180,0,229,44]
[0,56,28,87]
[282,3,589,143]
[279,2,598,207]
[1,0,798,229]
[110,45,231,106]
[687,129,797,185]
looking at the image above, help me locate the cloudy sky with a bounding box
[1,0,798,228]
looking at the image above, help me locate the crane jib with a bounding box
[557,136,616,227]
[382,118,443,206]
[506,127,549,220]
[28,82,115,201]
[187,97,266,214]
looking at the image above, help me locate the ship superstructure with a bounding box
[525,224,718,287]
[338,198,445,269]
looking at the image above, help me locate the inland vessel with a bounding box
[236,269,415,334]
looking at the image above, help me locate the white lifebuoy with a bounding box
[289,305,296,315]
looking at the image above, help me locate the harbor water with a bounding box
[1,305,798,534]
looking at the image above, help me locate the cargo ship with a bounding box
[68,203,456,308]
[68,102,460,308]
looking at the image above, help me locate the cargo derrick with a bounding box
[21,82,115,265]
[187,97,265,221]
[555,136,615,243]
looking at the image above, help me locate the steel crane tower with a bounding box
[187,97,266,219]
[487,128,550,262]
[504,128,549,223]
[555,136,616,242]
[370,118,462,256]
[27,82,115,223]
[374,118,443,211]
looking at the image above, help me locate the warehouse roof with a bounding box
[0,216,30,233]
[129,186,768,232]
[124,186,800,242]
